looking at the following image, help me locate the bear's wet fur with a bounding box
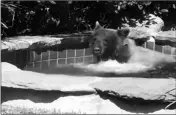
[89,21,131,63]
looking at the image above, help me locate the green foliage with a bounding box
[1,1,176,38]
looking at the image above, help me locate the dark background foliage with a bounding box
[1,0,176,39]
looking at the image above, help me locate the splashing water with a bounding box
[71,39,175,76]
[74,60,152,74]
[22,39,175,77]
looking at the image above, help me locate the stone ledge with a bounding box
[2,93,176,114]
[1,30,176,54]
[1,36,63,52]
[155,32,176,47]
[90,78,176,101]
[2,62,176,102]
[1,34,91,53]
[128,28,176,47]
[2,63,97,93]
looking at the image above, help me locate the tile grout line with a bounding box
[162,46,164,54]
[19,51,22,68]
[40,52,42,70]
[25,50,28,68]
[144,42,146,48]
[28,55,94,65]
[65,50,68,64]
[83,48,85,63]
[33,51,35,68]
[153,42,155,51]
[57,49,59,66]
[74,49,76,63]
[171,48,173,56]
[48,51,50,67]
[169,46,172,56]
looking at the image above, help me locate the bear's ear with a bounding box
[94,21,102,31]
[117,28,130,40]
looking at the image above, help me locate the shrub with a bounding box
[1,0,176,39]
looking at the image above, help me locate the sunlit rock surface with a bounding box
[2,62,176,101]
[1,36,63,52]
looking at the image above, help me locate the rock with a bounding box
[1,36,63,52]
[2,62,176,102]
[1,34,92,53]
[2,62,176,114]
[155,31,176,47]
[127,14,164,33]
[128,27,155,44]
[1,62,20,72]
[127,28,176,47]
[125,14,176,47]
[2,62,97,92]
[90,77,176,101]
[143,14,164,32]
[125,14,164,35]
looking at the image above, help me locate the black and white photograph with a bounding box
[1,0,176,114]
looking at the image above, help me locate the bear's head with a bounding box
[89,21,130,59]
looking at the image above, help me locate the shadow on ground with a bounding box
[1,87,95,104]
[2,86,176,114]
[96,89,176,113]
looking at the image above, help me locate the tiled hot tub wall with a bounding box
[1,36,176,72]
[27,41,176,72]
[25,48,96,71]
[143,42,176,57]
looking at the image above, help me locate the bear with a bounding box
[89,21,176,68]
[89,21,131,63]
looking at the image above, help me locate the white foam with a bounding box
[74,60,151,74]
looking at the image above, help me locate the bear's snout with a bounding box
[93,47,101,53]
